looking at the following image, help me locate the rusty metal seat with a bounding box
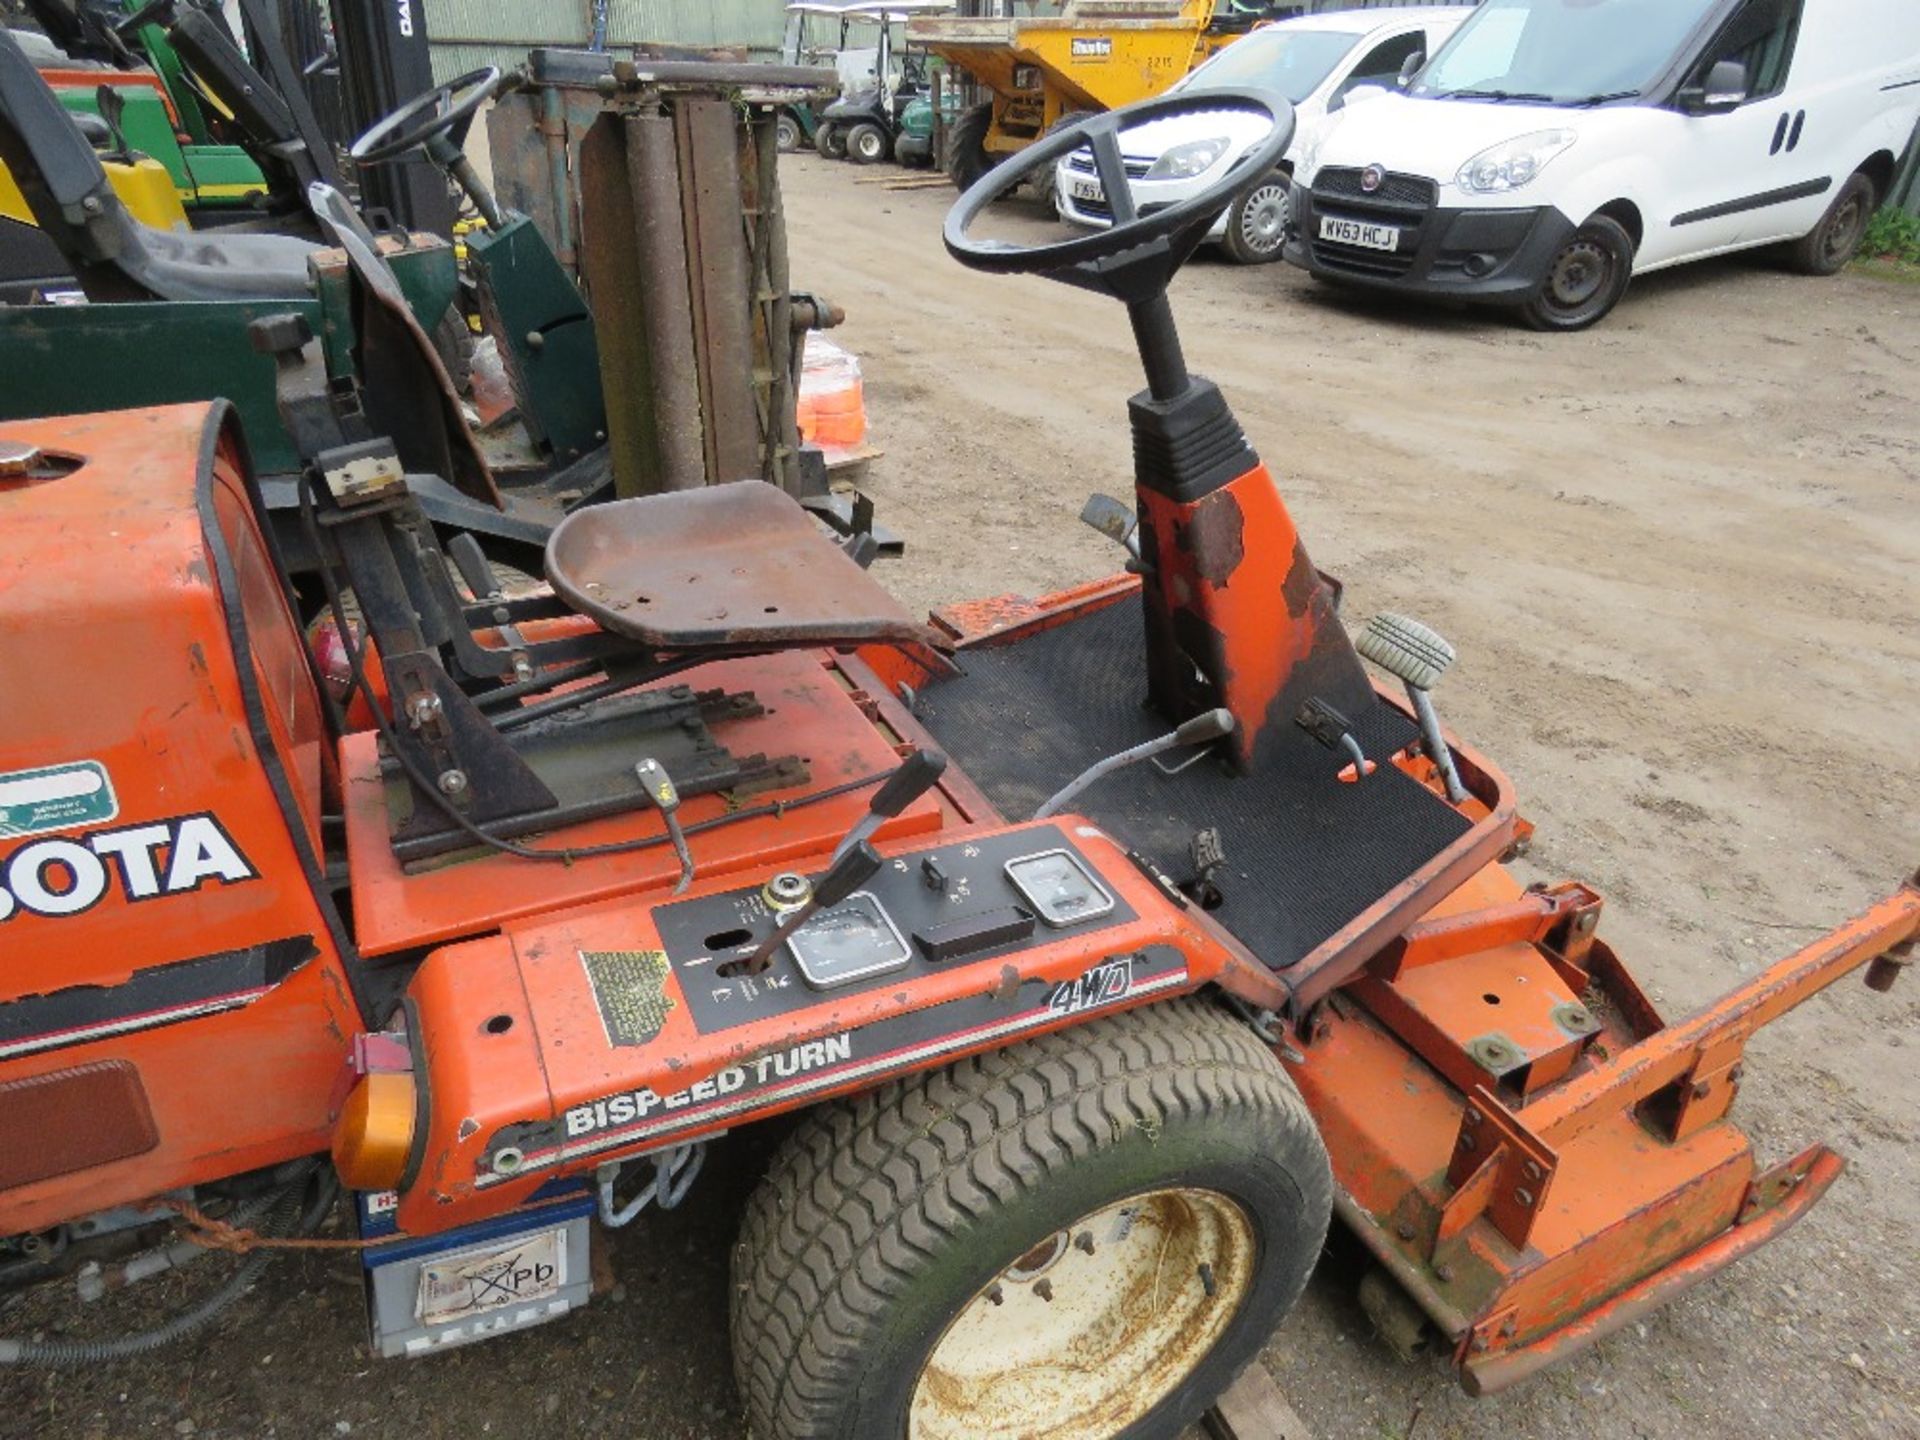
[544,480,931,649]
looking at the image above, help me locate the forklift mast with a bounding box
[328,0,453,235]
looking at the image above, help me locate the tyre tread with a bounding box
[731,998,1327,1439]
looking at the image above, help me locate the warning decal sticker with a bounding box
[580,949,677,1047]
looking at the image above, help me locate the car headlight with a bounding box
[1144,136,1229,181]
[1456,130,1577,194]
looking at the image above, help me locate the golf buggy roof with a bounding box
[786,1,953,22]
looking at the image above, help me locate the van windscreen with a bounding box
[1414,0,1719,105]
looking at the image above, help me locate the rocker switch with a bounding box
[912,906,1035,963]
[921,856,950,893]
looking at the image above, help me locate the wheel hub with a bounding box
[1823,198,1864,264]
[1240,184,1289,251]
[1548,240,1608,307]
[909,1188,1256,1439]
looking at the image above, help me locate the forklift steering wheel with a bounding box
[350,66,501,165]
[944,89,1293,303]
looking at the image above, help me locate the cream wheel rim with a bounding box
[908,1187,1256,1440]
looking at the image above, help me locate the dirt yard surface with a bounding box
[4,156,1916,1440]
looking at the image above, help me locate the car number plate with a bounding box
[417,1225,567,1326]
[1319,215,1399,251]
[1069,175,1105,203]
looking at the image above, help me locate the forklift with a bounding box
[0,83,1914,1440]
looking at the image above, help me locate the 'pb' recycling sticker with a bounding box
[0,761,119,840]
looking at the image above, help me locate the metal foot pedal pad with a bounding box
[1357,612,1456,691]
[1079,493,1140,558]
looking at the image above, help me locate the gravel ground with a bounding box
[3,155,1916,1440]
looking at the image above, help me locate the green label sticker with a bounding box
[0,760,119,840]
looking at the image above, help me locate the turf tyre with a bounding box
[847,121,892,166]
[730,997,1332,1440]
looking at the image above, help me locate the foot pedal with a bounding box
[1079,493,1140,560]
[1357,613,1456,691]
[1357,614,1468,804]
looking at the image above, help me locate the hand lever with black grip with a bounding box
[734,841,885,976]
[830,749,948,862]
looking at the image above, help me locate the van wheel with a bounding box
[1223,176,1291,264]
[731,999,1332,1440]
[1521,215,1634,331]
[815,123,846,160]
[847,121,891,165]
[1788,172,1874,276]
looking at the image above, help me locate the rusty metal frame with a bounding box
[1520,884,1920,1148]
[1460,1144,1843,1394]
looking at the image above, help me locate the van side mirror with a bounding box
[1395,51,1425,89]
[1679,58,1748,115]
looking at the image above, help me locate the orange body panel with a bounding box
[0,406,357,1234]
[1134,459,1366,770]
[395,812,1237,1234]
[341,650,945,957]
[38,70,182,129]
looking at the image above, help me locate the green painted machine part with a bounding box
[466,214,605,463]
[0,242,459,476]
[36,3,274,212]
[311,241,463,384]
[0,298,322,474]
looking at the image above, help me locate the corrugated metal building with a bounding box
[422,1,1473,82]
[424,0,802,79]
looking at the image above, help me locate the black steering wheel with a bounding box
[944,88,1294,303]
[350,66,500,165]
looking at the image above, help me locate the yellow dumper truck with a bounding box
[910,0,1274,188]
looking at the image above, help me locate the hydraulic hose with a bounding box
[0,1164,336,1368]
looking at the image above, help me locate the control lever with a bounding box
[1295,698,1374,782]
[831,748,949,862]
[1035,709,1234,820]
[449,531,534,683]
[730,841,884,976]
[448,531,502,600]
[635,758,694,894]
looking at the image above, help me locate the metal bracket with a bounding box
[1442,1088,1558,1253]
[1466,1304,1520,1357]
[1661,1023,1751,1143]
[1738,1144,1827,1224]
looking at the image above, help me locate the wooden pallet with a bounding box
[1202,1363,1314,1440]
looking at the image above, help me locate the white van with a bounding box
[1284,0,1920,329]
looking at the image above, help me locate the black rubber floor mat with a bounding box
[915,596,1471,970]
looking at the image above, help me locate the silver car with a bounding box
[1055,7,1473,264]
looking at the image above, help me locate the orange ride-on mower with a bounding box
[1,87,1915,1438]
